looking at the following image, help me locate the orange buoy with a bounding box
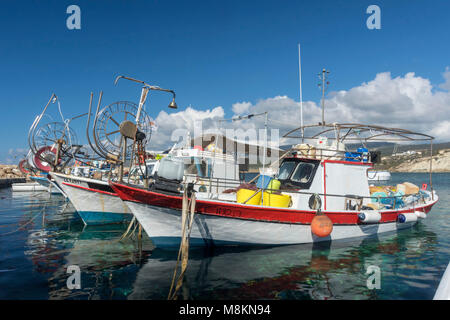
[311,214,333,237]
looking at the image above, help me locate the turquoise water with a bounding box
[0,173,448,300]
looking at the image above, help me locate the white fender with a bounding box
[397,212,418,223]
[358,210,381,223]
[414,211,427,219]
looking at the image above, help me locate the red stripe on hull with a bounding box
[110,182,437,225]
[62,182,118,197]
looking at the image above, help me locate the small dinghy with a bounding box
[12,182,48,192]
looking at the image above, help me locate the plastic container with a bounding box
[157,157,184,180]
[357,147,369,162]
[267,179,281,193]
[345,152,361,162]
[261,192,291,207]
[256,175,272,189]
[237,189,262,205]
[403,182,419,194]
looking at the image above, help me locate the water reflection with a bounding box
[19,194,154,300]
[129,225,440,300]
[2,175,447,300]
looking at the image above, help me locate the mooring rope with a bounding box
[118,216,137,241]
[0,205,47,236]
[168,187,196,300]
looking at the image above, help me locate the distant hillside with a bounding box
[281,141,450,157]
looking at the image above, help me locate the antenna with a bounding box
[318,68,330,126]
[298,43,304,142]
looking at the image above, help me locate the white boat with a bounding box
[49,160,159,225]
[367,170,391,181]
[50,172,132,225]
[111,123,439,248]
[12,182,48,192]
[434,261,450,300]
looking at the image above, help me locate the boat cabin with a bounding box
[276,155,372,211]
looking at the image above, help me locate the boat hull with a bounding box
[50,173,131,225]
[124,200,418,248]
[111,183,438,248]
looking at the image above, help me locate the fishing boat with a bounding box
[49,172,132,225]
[49,158,159,225]
[111,123,439,248]
[367,170,391,182]
[51,76,179,225]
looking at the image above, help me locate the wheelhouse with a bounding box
[277,158,320,189]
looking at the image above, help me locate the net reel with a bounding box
[87,75,177,182]
[92,100,153,161]
[27,94,91,172]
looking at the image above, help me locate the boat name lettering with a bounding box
[63,178,82,184]
[216,207,242,217]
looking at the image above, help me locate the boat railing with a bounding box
[172,148,236,163]
[254,186,432,210]
[290,145,375,163]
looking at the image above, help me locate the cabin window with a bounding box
[278,161,297,180]
[291,163,315,183]
[277,158,320,189]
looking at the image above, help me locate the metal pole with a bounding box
[298,43,304,142]
[321,69,325,126]
[430,140,433,200]
[261,112,268,206]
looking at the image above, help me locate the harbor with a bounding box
[0,0,449,305]
[1,172,449,299]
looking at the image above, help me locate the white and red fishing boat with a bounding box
[110,123,439,248]
[50,172,132,225]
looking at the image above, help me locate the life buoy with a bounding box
[34,146,58,172]
[311,214,333,237]
[18,159,31,174]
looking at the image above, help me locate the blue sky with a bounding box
[1,0,450,162]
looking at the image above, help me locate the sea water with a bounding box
[0,173,448,300]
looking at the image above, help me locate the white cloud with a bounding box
[148,68,450,151]
[439,67,450,91]
[149,106,225,149]
[232,101,251,114]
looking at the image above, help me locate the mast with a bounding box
[298,43,304,142]
[318,68,330,126]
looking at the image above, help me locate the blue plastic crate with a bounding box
[256,175,272,189]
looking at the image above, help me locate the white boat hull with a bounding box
[124,200,418,248]
[50,173,131,225]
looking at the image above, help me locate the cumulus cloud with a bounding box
[232,101,252,114]
[149,106,225,149]
[439,67,450,91]
[147,68,450,151]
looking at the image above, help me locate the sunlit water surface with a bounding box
[0,173,448,300]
